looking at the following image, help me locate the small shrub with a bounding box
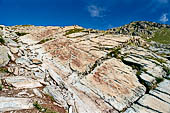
[163,65,170,75]
[33,101,42,111]
[107,48,121,59]
[15,32,28,36]
[155,77,164,84]
[33,101,58,113]
[136,71,142,76]
[0,26,3,30]
[0,67,9,73]
[141,68,147,72]
[0,84,2,91]
[0,36,5,44]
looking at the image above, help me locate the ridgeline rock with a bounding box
[108,21,170,39]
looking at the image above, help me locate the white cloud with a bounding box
[160,13,168,23]
[87,5,104,17]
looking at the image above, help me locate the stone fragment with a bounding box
[43,85,68,108]
[155,79,170,95]
[31,59,42,64]
[8,50,15,61]
[137,94,170,113]
[16,58,30,66]
[19,34,39,45]
[124,104,157,113]
[10,47,19,54]
[0,46,10,67]
[5,76,42,88]
[33,88,42,98]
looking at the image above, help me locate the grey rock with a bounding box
[33,89,42,98]
[0,46,10,67]
[137,94,170,113]
[0,97,33,112]
[43,85,68,108]
[5,76,42,88]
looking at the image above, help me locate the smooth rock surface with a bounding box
[0,46,10,67]
[5,76,42,88]
[0,97,33,112]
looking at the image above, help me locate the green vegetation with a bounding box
[0,67,9,73]
[163,65,170,75]
[0,26,3,30]
[145,56,166,64]
[0,84,3,91]
[15,32,28,36]
[155,77,164,84]
[0,35,5,44]
[37,38,54,44]
[148,28,170,44]
[65,28,84,35]
[15,25,33,27]
[33,101,59,113]
[107,48,124,60]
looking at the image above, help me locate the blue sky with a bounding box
[0,0,170,30]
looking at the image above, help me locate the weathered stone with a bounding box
[31,59,42,64]
[43,85,68,108]
[124,55,166,78]
[137,94,170,113]
[124,104,157,113]
[0,46,10,67]
[10,47,19,54]
[18,34,39,45]
[33,88,42,98]
[0,97,33,112]
[13,67,19,75]
[155,79,170,95]
[5,76,42,88]
[67,32,88,38]
[16,58,30,66]
[80,58,145,111]
[8,50,15,61]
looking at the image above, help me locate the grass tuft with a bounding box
[65,28,84,35]
[33,101,59,113]
[37,38,54,44]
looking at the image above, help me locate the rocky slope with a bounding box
[108,21,170,39]
[0,23,170,113]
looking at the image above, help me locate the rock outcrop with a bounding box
[108,21,170,39]
[0,23,170,113]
